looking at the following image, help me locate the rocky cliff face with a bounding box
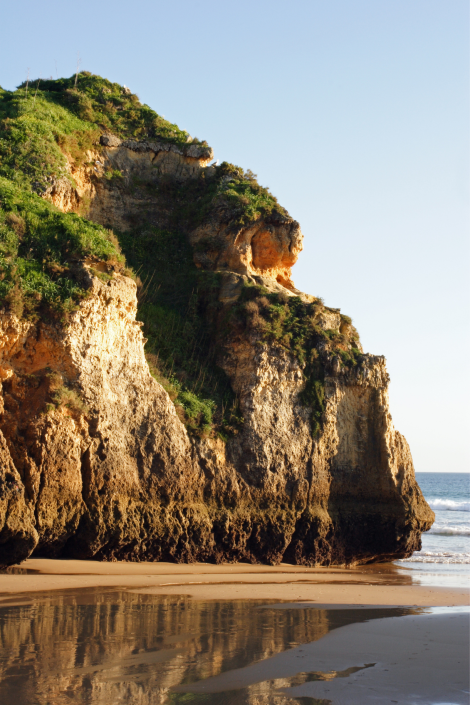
[0,74,433,567]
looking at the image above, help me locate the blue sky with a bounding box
[1,0,468,472]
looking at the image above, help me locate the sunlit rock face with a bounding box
[190,216,304,292]
[49,141,304,292]
[0,136,433,568]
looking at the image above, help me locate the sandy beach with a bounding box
[0,559,468,704]
[0,557,468,605]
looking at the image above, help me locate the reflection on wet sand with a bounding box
[0,589,421,705]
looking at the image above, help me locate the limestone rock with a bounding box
[0,269,433,566]
[0,130,433,568]
[191,216,304,292]
[100,134,122,147]
[0,429,38,567]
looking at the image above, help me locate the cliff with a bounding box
[0,73,433,567]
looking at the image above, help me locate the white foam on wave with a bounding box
[400,551,470,565]
[428,499,470,512]
[428,524,470,537]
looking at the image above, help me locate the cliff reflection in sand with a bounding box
[0,589,421,705]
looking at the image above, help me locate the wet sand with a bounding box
[174,610,470,704]
[0,557,468,605]
[0,559,468,704]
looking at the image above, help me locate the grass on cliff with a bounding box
[0,72,208,196]
[157,161,288,232]
[0,178,123,320]
[0,73,285,232]
[212,164,288,227]
[0,71,311,439]
[26,72,201,146]
[45,371,89,418]
[118,225,242,438]
[232,283,362,434]
[0,73,241,436]
[0,82,96,194]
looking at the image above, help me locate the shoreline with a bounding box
[0,558,467,605]
[0,559,467,704]
[172,611,470,704]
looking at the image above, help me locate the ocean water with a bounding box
[397,471,470,586]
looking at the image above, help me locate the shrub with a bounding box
[0,177,123,320]
[56,127,101,168]
[14,72,198,146]
[51,385,89,416]
[5,212,25,237]
[119,226,239,439]
[160,161,289,234]
[147,353,222,436]
[177,390,216,435]
[212,161,287,227]
[4,282,24,318]
[244,300,267,332]
[146,353,180,401]
[257,296,270,309]
[230,283,361,436]
[105,169,123,182]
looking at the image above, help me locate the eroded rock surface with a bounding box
[47,140,305,295]
[190,215,304,292]
[0,273,433,567]
[0,139,433,568]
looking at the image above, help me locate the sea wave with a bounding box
[428,524,470,537]
[428,499,470,512]
[400,551,470,565]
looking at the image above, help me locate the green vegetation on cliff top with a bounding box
[172,162,288,229]
[0,72,205,196]
[0,71,358,438]
[0,72,259,436]
[0,177,122,320]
